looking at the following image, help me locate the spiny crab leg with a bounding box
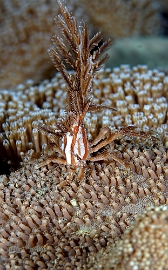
[35,156,67,170]
[90,126,147,154]
[90,127,111,147]
[47,144,66,158]
[90,130,122,154]
[66,167,85,182]
[37,122,66,157]
[88,152,130,169]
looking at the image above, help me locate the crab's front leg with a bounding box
[88,126,143,168]
[35,155,67,170]
[90,127,125,154]
[89,140,130,168]
[90,127,111,152]
[90,125,147,154]
[66,166,85,182]
[88,150,130,168]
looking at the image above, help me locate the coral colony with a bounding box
[36,0,147,181]
[0,1,168,270]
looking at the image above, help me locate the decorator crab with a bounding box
[36,0,147,180]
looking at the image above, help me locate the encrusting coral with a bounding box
[0,57,168,270]
[0,1,168,269]
[0,143,167,269]
[87,205,168,270]
[0,65,168,173]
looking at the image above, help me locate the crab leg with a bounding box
[35,156,67,169]
[90,127,111,147]
[88,152,130,169]
[90,129,122,154]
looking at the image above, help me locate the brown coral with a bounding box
[0,66,168,268]
[0,65,167,174]
[0,134,167,268]
[88,205,168,270]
